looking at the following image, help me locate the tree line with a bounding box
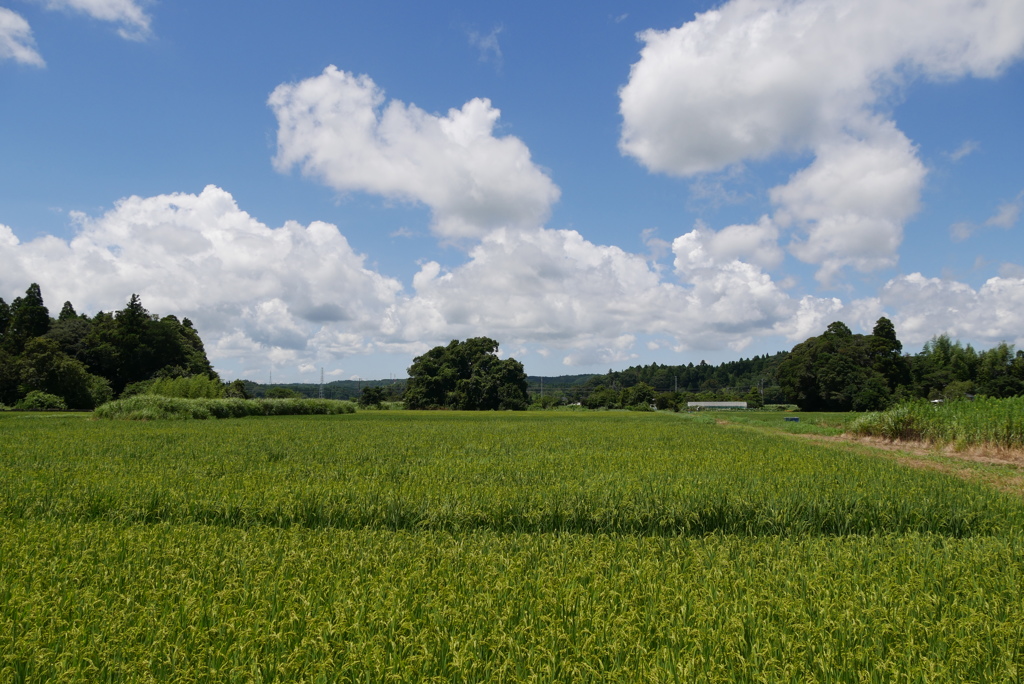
[0,284,217,409]
[546,317,1024,412]
[5,280,1021,413]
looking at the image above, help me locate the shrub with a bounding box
[147,374,224,399]
[120,380,155,398]
[94,395,356,420]
[15,390,68,411]
[266,387,305,399]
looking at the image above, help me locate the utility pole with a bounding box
[319,368,324,399]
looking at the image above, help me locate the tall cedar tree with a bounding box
[0,285,217,406]
[3,283,50,354]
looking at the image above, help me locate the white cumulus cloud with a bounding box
[873,273,1024,348]
[8,186,1019,379]
[0,186,847,376]
[0,186,403,374]
[403,225,821,359]
[268,66,560,241]
[620,0,1024,281]
[985,192,1023,229]
[0,7,44,65]
[620,0,1024,175]
[772,123,926,282]
[672,217,783,272]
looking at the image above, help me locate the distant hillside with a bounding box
[584,353,790,394]
[239,378,407,401]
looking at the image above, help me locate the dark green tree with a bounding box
[1,285,218,405]
[358,385,388,408]
[911,334,978,399]
[404,337,529,410]
[744,387,764,409]
[4,283,50,354]
[265,386,303,399]
[78,297,217,394]
[582,385,620,409]
[113,293,154,388]
[16,337,112,409]
[869,316,911,390]
[0,348,19,406]
[0,298,11,347]
[224,379,251,399]
[654,391,679,411]
[79,311,119,385]
[45,312,93,361]
[777,319,900,411]
[975,343,1024,398]
[621,382,656,408]
[57,301,78,321]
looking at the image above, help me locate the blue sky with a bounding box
[2,0,1023,382]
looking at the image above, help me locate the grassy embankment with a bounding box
[93,394,356,420]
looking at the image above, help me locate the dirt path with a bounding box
[796,432,1024,497]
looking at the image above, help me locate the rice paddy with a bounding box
[2,410,1023,681]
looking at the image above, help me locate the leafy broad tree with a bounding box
[358,385,388,409]
[404,337,529,410]
[777,319,906,412]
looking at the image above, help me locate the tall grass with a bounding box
[147,374,225,398]
[93,394,355,420]
[851,397,1024,449]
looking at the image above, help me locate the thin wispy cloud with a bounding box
[41,0,152,41]
[1,0,151,67]
[468,25,503,69]
[950,221,975,242]
[985,191,1023,229]
[949,191,1022,241]
[949,139,980,161]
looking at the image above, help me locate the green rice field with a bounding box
[2,410,1024,681]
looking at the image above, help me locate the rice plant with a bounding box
[2,522,1023,682]
[2,411,1024,681]
[2,411,1020,535]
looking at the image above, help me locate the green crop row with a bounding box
[2,521,1023,683]
[1,412,1021,536]
[851,397,1024,449]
